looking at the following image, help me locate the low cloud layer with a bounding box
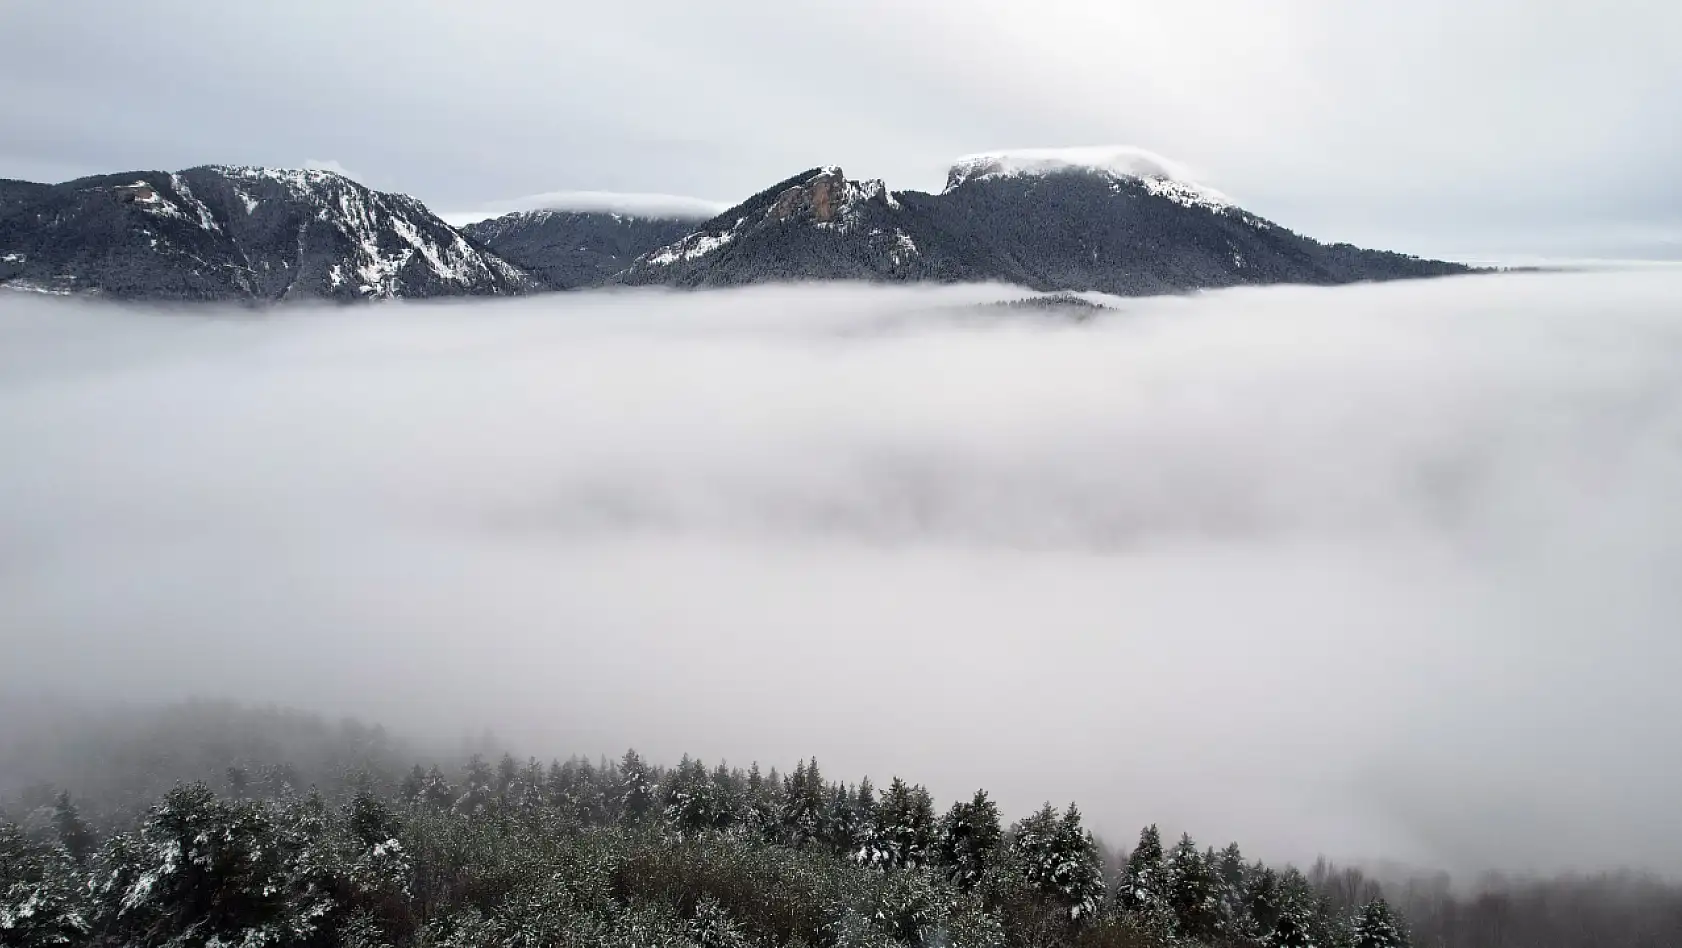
[441,190,732,226]
[2,271,1680,877]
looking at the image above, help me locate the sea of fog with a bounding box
[2,269,1680,876]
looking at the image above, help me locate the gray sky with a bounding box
[4,270,1682,876]
[2,0,1679,258]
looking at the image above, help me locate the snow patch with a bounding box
[646,228,736,266]
[0,280,70,296]
[889,230,918,266]
[169,173,223,233]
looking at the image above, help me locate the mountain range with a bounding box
[1,153,1470,303]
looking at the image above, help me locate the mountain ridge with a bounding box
[0,165,536,302]
[2,155,1473,302]
[606,162,1470,294]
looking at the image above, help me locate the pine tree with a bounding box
[1244,863,1284,935]
[1008,803,1104,920]
[91,783,302,947]
[0,820,90,947]
[1349,898,1409,948]
[853,777,882,865]
[495,753,520,800]
[1053,804,1105,920]
[400,765,426,806]
[876,778,936,870]
[782,758,829,847]
[1268,869,1323,948]
[936,789,1002,892]
[419,765,455,811]
[1164,832,1221,939]
[51,791,94,866]
[822,782,860,855]
[664,755,726,836]
[617,749,657,825]
[1213,842,1250,935]
[456,754,496,815]
[1120,824,1170,923]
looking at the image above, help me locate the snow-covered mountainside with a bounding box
[462,210,696,289]
[618,154,1471,294]
[0,166,536,302]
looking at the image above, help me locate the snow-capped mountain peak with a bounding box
[0,165,535,301]
[944,146,1233,212]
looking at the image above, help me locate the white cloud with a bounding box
[303,158,363,182]
[948,145,1206,185]
[441,190,730,226]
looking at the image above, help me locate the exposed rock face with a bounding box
[617,163,1470,294]
[769,168,847,223]
[462,210,695,290]
[617,167,926,287]
[0,166,536,302]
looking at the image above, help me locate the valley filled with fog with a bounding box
[3,268,1680,878]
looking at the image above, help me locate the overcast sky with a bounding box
[2,0,1679,257]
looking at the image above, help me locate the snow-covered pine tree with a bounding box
[417,765,455,812]
[0,819,90,948]
[50,792,94,866]
[1120,824,1171,924]
[495,753,520,800]
[91,783,312,947]
[455,754,496,816]
[1165,832,1222,939]
[936,789,1002,892]
[1349,897,1409,948]
[1268,869,1327,948]
[853,777,883,865]
[742,762,778,837]
[822,782,859,855]
[876,778,936,870]
[781,758,829,847]
[617,749,658,825]
[1053,804,1106,921]
[664,755,726,837]
[1009,803,1105,920]
[690,895,751,948]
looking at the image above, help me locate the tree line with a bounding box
[4,745,1404,948]
[4,702,1678,948]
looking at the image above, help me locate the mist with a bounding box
[2,270,1680,880]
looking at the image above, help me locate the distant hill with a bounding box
[462,210,696,289]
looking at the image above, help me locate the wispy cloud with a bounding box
[303,158,362,182]
[441,190,730,226]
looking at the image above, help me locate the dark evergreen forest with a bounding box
[1,702,1676,948]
